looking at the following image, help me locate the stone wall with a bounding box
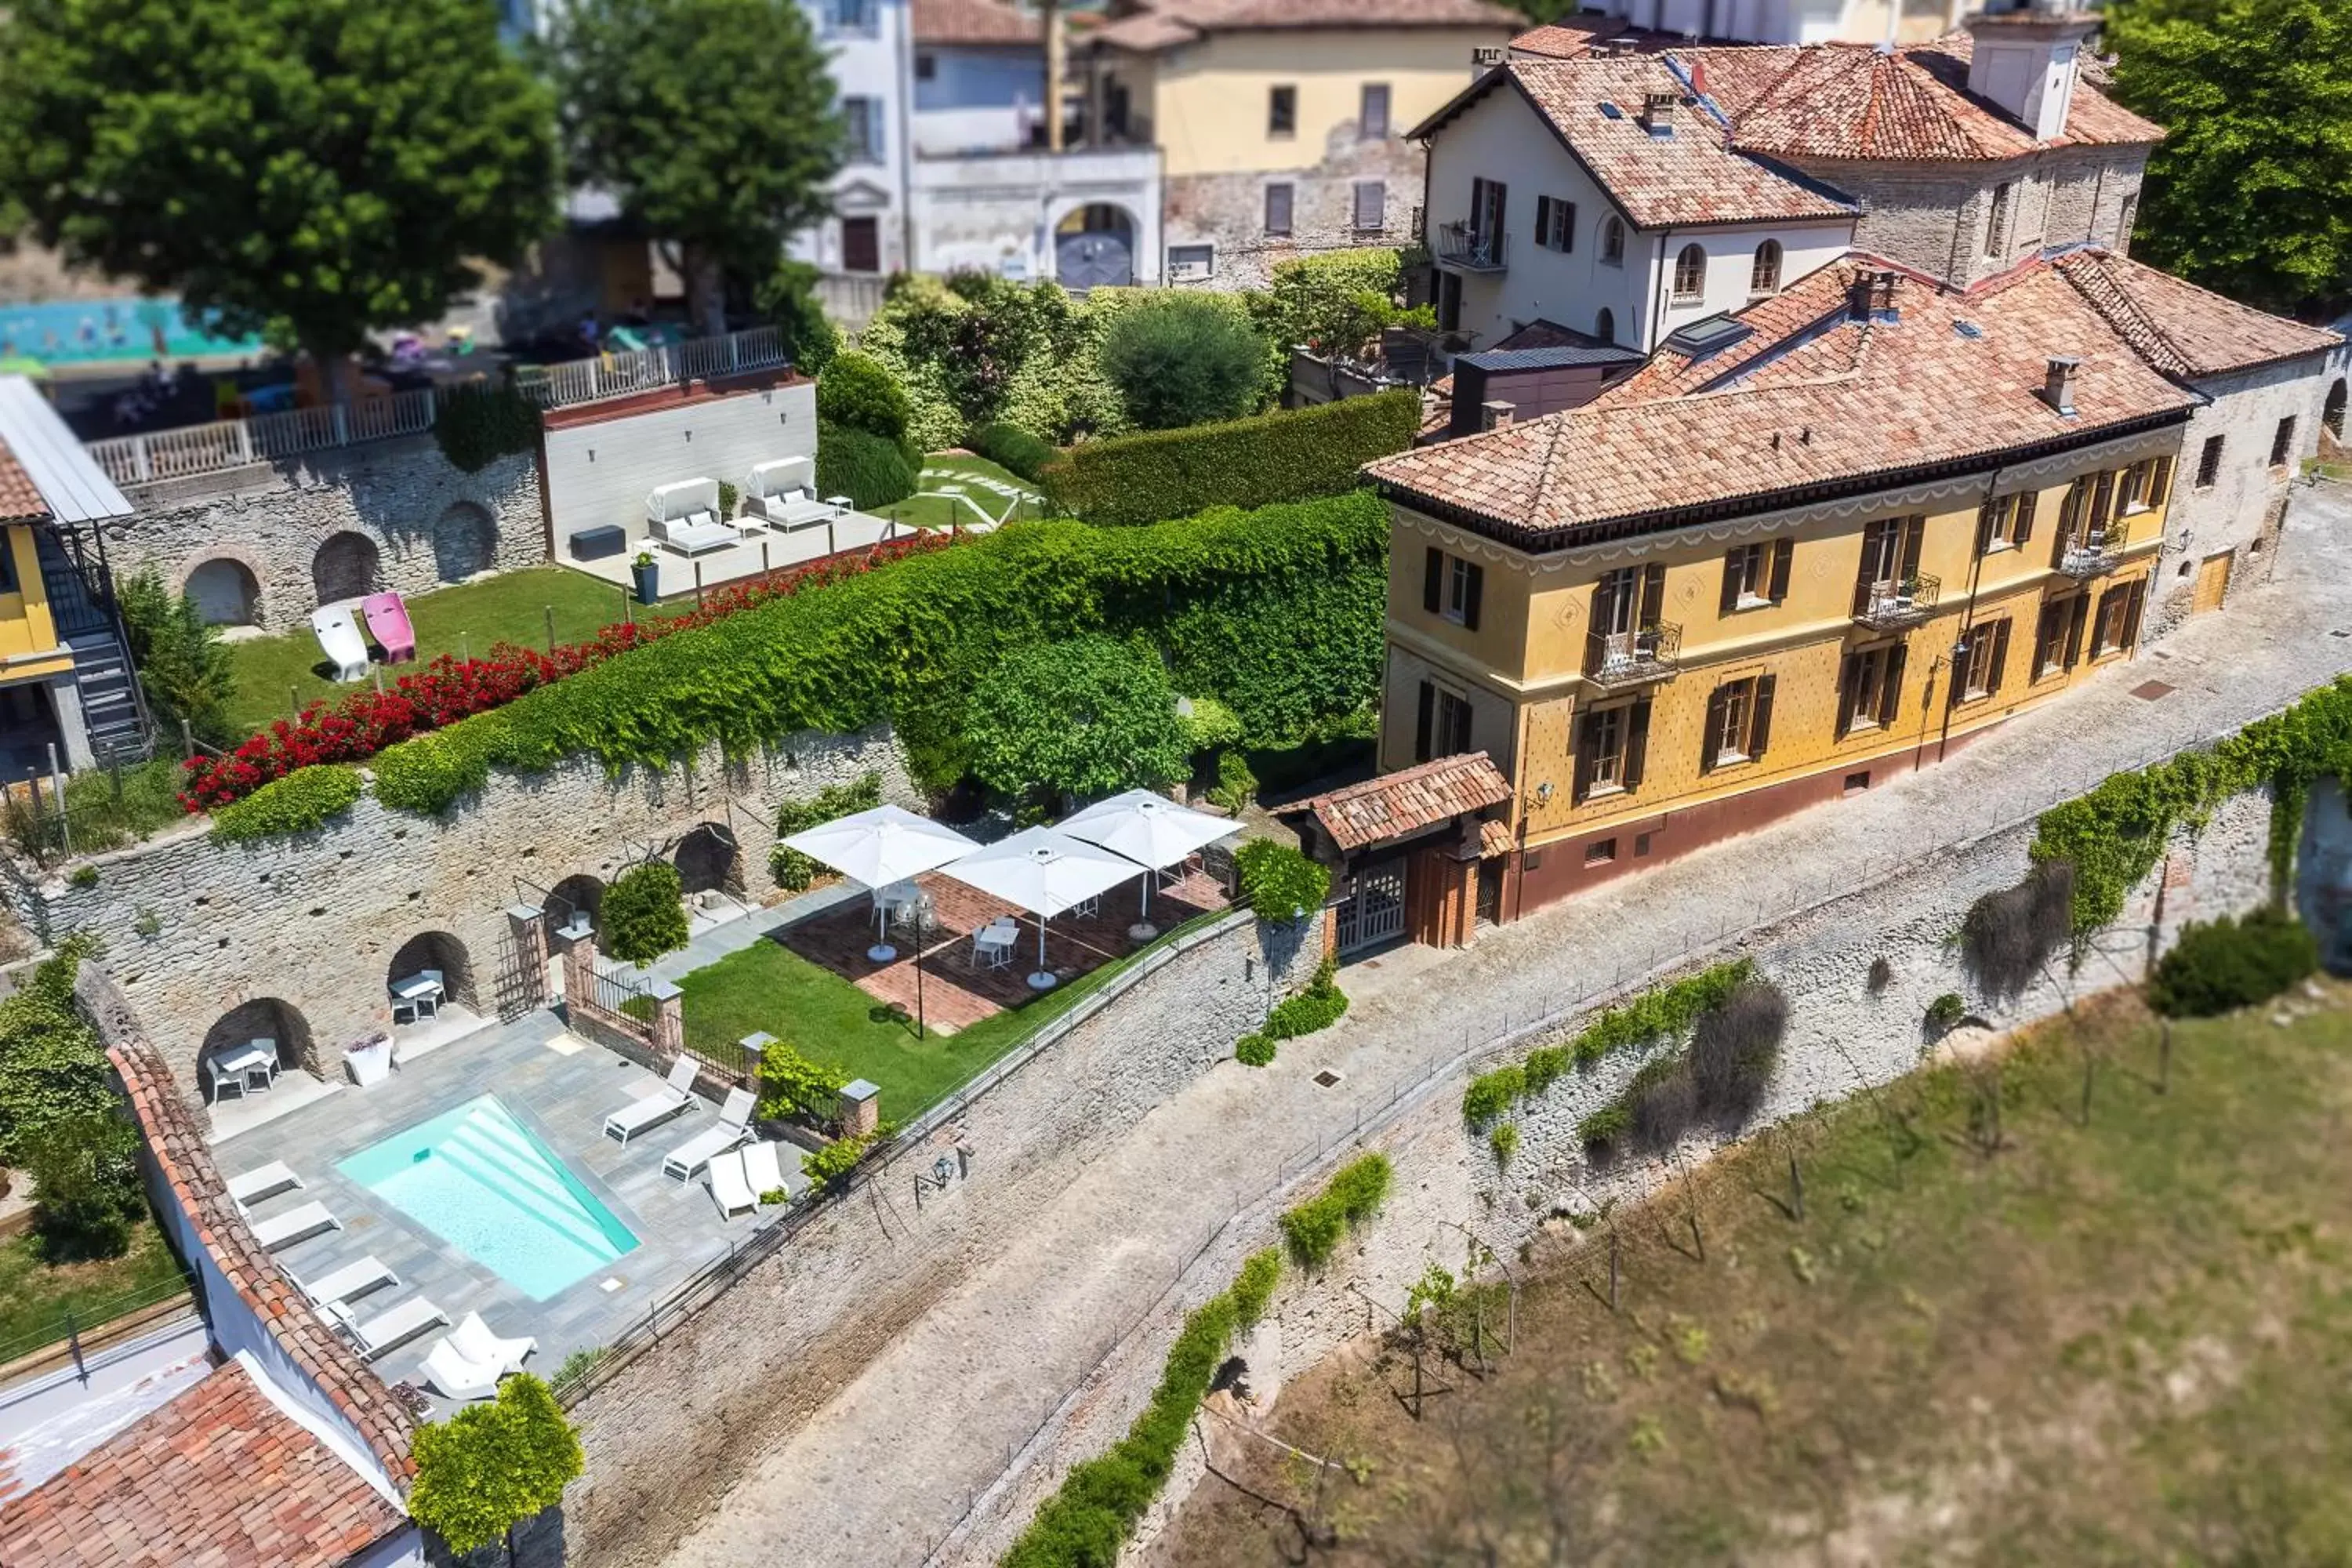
[1,727,913,1103]
[1165,132,1425,292]
[960,785,2285,1563]
[561,907,1320,1567]
[1817,145,2144,288]
[107,436,544,632]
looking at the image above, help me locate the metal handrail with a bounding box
[1584,623,1681,684]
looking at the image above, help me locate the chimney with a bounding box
[1472,45,1504,67]
[1847,274,1874,321]
[1483,399,1515,431]
[1639,90,1678,133]
[2040,356,2080,416]
[1965,5,2099,141]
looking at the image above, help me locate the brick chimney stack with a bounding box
[2040,355,2081,416]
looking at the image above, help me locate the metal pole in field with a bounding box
[546,604,557,652]
[914,906,927,1040]
[46,744,68,858]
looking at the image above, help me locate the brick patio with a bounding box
[779,869,1229,1032]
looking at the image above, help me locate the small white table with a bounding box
[390,973,444,1024]
[972,921,1018,971]
[205,1039,278,1104]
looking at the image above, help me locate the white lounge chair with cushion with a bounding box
[422,1312,536,1401]
[603,1055,700,1145]
[250,1200,341,1252]
[662,1087,757,1182]
[742,1140,789,1204]
[742,457,837,530]
[326,1295,448,1362]
[645,477,739,555]
[291,1255,398,1311]
[706,1148,757,1220]
[227,1161,302,1212]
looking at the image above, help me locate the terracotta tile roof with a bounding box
[1491,318,1597,352]
[1418,59,1859,229]
[913,0,1040,44]
[0,439,48,523]
[2051,248,2343,379]
[1294,752,1512,851]
[1094,0,1517,50]
[1688,37,2163,162]
[0,1360,405,1568]
[1477,818,1515,858]
[1366,252,2196,548]
[1509,16,1642,58]
[81,966,419,1487]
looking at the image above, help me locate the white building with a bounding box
[792,0,919,278]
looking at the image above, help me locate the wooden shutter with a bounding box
[1750,674,1775,759]
[1835,653,1859,739]
[1535,195,1553,248]
[2122,575,2147,650]
[1622,697,1652,791]
[1461,562,1483,631]
[2092,470,2116,527]
[1975,497,1997,557]
[2149,456,2173,508]
[2033,599,2061,678]
[1415,681,1435,762]
[1639,563,1666,626]
[1571,710,1597,801]
[1719,549,1744,615]
[1878,643,1908,726]
[1853,521,1881,617]
[1590,577,1616,637]
[1423,546,1443,613]
[1700,685,1728,772]
[1768,539,1793,603]
[2063,593,2089,668]
[1899,515,1925,580]
[1986,619,2012,695]
[2015,489,2037,545]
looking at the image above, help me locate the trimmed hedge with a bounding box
[1279,1152,1392,1269]
[2148,907,2319,1018]
[816,421,919,509]
[1040,390,1420,528]
[208,765,361,844]
[968,420,1057,483]
[1235,839,1331,924]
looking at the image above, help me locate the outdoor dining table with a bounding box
[389,972,444,1024]
[205,1038,279,1103]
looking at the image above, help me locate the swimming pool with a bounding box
[338,1094,638,1301]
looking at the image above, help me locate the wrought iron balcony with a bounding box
[2055,526,2125,579]
[1584,624,1681,688]
[1852,572,1940,631]
[1434,222,1508,273]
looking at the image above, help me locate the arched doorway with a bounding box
[200,998,318,1091]
[549,873,605,935]
[431,503,498,584]
[673,823,744,899]
[387,930,478,1015]
[2325,378,2347,442]
[312,531,383,605]
[1055,205,1135,291]
[184,557,261,627]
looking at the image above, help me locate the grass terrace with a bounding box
[872,456,1047,535]
[0,1221,191,1370]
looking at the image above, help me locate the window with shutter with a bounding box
[1439,689,1474,755]
[2063,592,2089,668]
[1269,85,1297,136]
[1700,686,1729,772]
[2195,435,2224,488]
[2148,455,2172,507]
[1721,543,1768,612]
[1415,681,1435,762]
[1352,181,1386,232]
[2270,416,2297,467]
[1360,82,1391,139]
[2122,575,2147,650]
[1601,215,1625,265]
[1639,564,1666,626]
[2033,598,2066,678]
[1423,546,1443,614]
[1704,677,1765,768]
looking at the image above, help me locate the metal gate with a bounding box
[1056,230,1133,291]
[1335,858,1407,955]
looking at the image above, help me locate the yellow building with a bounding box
[1080,0,1518,288]
[1307,254,2197,952]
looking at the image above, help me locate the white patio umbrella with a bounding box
[780,804,979,962]
[1058,789,1236,939]
[936,826,1145,989]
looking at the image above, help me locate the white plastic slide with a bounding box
[310,605,371,683]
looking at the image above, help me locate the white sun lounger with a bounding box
[742,1140,788,1203]
[450,1311,535,1374]
[706,1149,757,1221]
[291,1255,398,1311]
[662,1087,757,1182]
[309,605,371,683]
[422,1340,501,1401]
[603,1056,700,1145]
[326,1295,448,1362]
[249,1200,340,1252]
[423,1312,536,1401]
[226,1161,302,1211]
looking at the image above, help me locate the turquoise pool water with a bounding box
[339,1094,637,1301]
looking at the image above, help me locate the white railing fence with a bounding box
[514,325,787,411]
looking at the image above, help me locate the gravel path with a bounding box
[660,483,2352,1567]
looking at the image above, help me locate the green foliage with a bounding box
[25,1109,143,1261]
[770,772,883,890]
[818,350,913,442]
[1255,248,1406,353]
[756,1038,850,1123]
[816,421,920,509]
[1926,992,1967,1034]
[1234,839,1330,924]
[1265,959,1348,1040]
[2106,0,2352,314]
[1100,293,1269,431]
[408,1373,583,1557]
[434,381,542,474]
[1489,1121,1519,1164]
[545,0,840,328]
[601,860,689,966]
[965,635,1189,800]
[2148,908,2320,1018]
[371,723,499,816]
[206,764,361,844]
[117,569,237,746]
[1039,390,1418,528]
[757,256,840,374]
[0,0,557,361]
[1177,695,1243,753]
[804,1126,880,1187]
[1279,1152,1392,1269]
[1230,1247,1283,1328]
[1234,1032,1276,1067]
[1577,979,1788,1163]
[968,421,1058,483]
[0,941,113,1171]
[1461,960,1755,1126]
[1204,749,1257,814]
[859,272,1109,449]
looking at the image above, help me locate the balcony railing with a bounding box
[515,324,787,410]
[1853,572,1941,630]
[88,387,439,487]
[1584,624,1681,688]
[1433,222,1508,273]
[2054,523,2125,579]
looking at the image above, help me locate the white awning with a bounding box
[1058,789,1235,870]
[779,804,978,890]
[935,825,1142,920]
[0,376,133,523]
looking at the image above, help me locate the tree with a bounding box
[757,259,840,376]
[600,861,690,967]
[117,570,237,746]
[0,939,114,1171]
[2106,0,2352,314]
[25,1110,144,1262]
[965,636,1190,801]
[816,352,913,443]
[1100,295,1269,430]
[546,0,844,336]
[0,0,559,383]
[408,1373,583,1562]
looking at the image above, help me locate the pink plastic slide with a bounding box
[360,591,416,665]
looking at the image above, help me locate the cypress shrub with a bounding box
[1040,390,1419,527]
[816,350,913,441]
[815,421,920,509]
[601,860,689,966]
[2147,908,2319,1018]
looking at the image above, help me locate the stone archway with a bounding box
[184,557,262,627]
[1054,204,1137,291]
[673,823,745,899]
[312,531,383,606]
[201,997,318,1087]
[431,502,498,584]
[387,929,478,1014]
[549,873,605,934]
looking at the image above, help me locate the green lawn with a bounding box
[873,456,1046,534]
[0,1220,191,1365]
[221,564,688,731]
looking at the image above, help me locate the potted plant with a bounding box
[631,548,660,605]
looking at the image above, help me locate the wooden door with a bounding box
[2190,550,2232,615]
[841,216,880,274]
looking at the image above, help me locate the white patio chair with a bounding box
[326,1295,447,1362]
[250,1201,341,1252]
[421,1340,502,1401]
[291,1255,398,1311]
[603,1055,700,1145]
[971,920,1016,971]
[227,1161,302,1212]
[448,1311,535,1376]
[662,1087,757,1181]
[706,1148,757,1221]
[742,1140,789,1203]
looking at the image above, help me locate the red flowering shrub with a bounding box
[181,535,947,813]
